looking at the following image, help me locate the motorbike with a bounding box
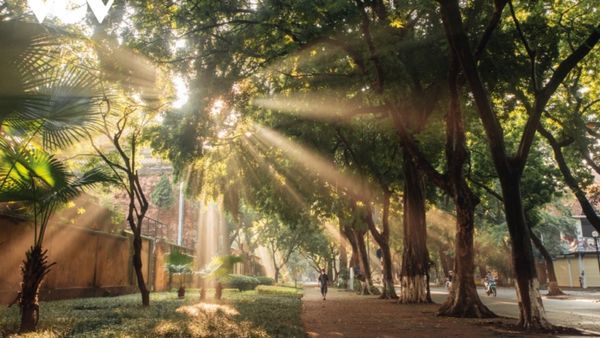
[485,280,497,297]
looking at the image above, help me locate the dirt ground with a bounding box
[301,286,582,338]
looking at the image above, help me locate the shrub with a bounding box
[256,285,302,297]
[254,276,275,286]
[221,274,260,291]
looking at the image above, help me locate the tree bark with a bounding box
[343,224,359,271]
[438,186,494,317]
[379,240,397,298]
[438,248,450,280]
[18,245,54,333]
[364,194,398,299]
[327,259,334,286]
[274,267,280,284]
[438,58,494,317]
[399,152,431,303]
[530,230,564,296]
[501,180,549,328]
[132,233,150,306]
[339,223,348,272]
[354,228,375,294]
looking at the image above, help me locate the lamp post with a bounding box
[592,231,600,279]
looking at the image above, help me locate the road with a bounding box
[429,287,600,334]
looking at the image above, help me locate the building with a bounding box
[553,215,600,288]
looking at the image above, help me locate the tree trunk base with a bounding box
[545,282,565,296]
[516,278,552,329]
[398,275,431,304]
[141,290,150,306]
[379,280,398,299]
[379,292,399,299]
[438,290,495,318]
[19,246,54,333]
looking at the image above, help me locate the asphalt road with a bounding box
[429,287,600,333]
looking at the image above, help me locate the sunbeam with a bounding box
[249,122,376,200]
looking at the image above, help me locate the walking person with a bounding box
[318,268,329,300]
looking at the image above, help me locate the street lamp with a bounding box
[592,231,600,278]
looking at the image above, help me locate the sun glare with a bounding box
[172,75,189,108]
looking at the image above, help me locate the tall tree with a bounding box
[89,105,154,306]
[439,0,599,327]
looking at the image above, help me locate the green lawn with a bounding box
[0,287,304,337]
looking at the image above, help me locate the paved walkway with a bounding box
[301,286,559,338]
[429,287,600,334]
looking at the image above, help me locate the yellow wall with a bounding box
[554,256,600,287]
[0,218,156,304]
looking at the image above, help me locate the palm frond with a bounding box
[0,20,103,149]
[43,167,113,205]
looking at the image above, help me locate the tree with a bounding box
[0,147,107,332]
[255,217,310,283]
[439,0,599,327]
[151,174,174,210]
[150,173,174,225]
[300,230,338,281]
[89,104,155,306]
[165,248,193,291]
[0,20,106,332]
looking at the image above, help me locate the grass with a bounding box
[0,288,304,337]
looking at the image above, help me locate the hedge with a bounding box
[221,274,260,291]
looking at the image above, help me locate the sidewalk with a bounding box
[301,286,587,338]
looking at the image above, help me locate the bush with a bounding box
[221,274,260,291]
[254,276,275,286]
[256,285,302,297]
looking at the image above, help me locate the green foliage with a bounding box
[221,274,260,291]
[0,145,110,245]
[0,21,103,150]
[150,174,174,209]
[165,249,193,274]
[254,276,275,286]
[0,291,304,337]
[198,255,244,281]
[256,285,302,297]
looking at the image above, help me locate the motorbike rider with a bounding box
[485,271,495,292]
[445,270,454,288]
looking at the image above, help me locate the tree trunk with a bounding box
[399,152,431,303]
[343,224,359,271]
[274,267,280,284]
[530,230,564,296]
[380,241,398,299]
[339,223,348,271]
[364,203,397,299]
[501,180,549,328]
[438,186,494,317]
[439,248,451,279]
[354,229,375,294]
[331,255,339,283]
[133,234,150,306]
[18,245,54,333]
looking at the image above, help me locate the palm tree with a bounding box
[0,20,105,333]
[0,145,109,332]
[0,21,102,149]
